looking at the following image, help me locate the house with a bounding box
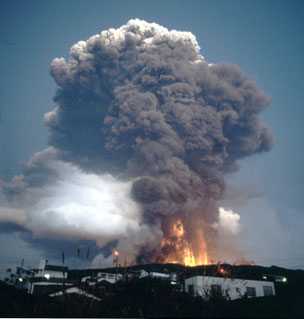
[28,260,74,295]
[138,269,178,284]
[149,271,170,279]
[185,275,275,300]
[96,271,123,284]
[36,260,68,279]
[1,263,37,290]
[138,269,170,280]
[0,259,73,295]
[81,271,123,286]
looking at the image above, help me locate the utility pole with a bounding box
[124,257,127,281]
[114,251,119,287]
[182,262,186,293]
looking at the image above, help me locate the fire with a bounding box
[183,248,208,267]
[161,219,209,267]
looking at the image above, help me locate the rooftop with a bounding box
[45,265,68,272]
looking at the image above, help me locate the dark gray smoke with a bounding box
[45,19,273,262]
[1,19,273,264]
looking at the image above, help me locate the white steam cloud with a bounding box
[218,207,240,235]
[0,147,162,261]
[30,170,141,242]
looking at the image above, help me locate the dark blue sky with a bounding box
[0,0,303,269]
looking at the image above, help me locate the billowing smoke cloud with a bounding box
[0,147,162,261]
[0,19,273,264]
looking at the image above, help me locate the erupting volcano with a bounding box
[161,218,209,266]
[0,19,273,266]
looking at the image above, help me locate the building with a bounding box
[138,269,178,284]
[185,275,275,300]
[81,271,123,286]
[1,264,36,290]
[36,260,68,279]
[96,271,123,284]
[28,260,74,295]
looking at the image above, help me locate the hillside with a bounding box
[68,262,304,283]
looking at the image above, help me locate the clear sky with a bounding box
[0,0,303,269]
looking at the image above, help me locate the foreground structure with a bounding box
[2,260,278,300]
[185,275,275,300]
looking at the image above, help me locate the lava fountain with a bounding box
[161,218,209,266]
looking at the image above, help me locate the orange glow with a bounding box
[161,219,209,267]
[236,258,256,266]
[220,268,226,274]
[114,251,119,257]
[175,220,184,236]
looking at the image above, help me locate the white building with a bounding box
[0,264,35,289]
[185,275,275,300]
[80,271,123,288]
[28,260,72,295]
[36,260,68,279]
[138,269,178,285]
[0,263,18,283]
[96,271,123,284]
[149,271,170,279]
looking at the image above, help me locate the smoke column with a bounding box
[0,19,273,264]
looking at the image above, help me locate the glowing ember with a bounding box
[161,219,209,266]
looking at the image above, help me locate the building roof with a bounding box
[185,274,275,284]
[45,265,68,272]
[49,286,101,301]
[31,277,75,284]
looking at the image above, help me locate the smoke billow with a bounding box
[0,19,273,264]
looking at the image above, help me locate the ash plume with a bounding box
[0,19,273,264]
